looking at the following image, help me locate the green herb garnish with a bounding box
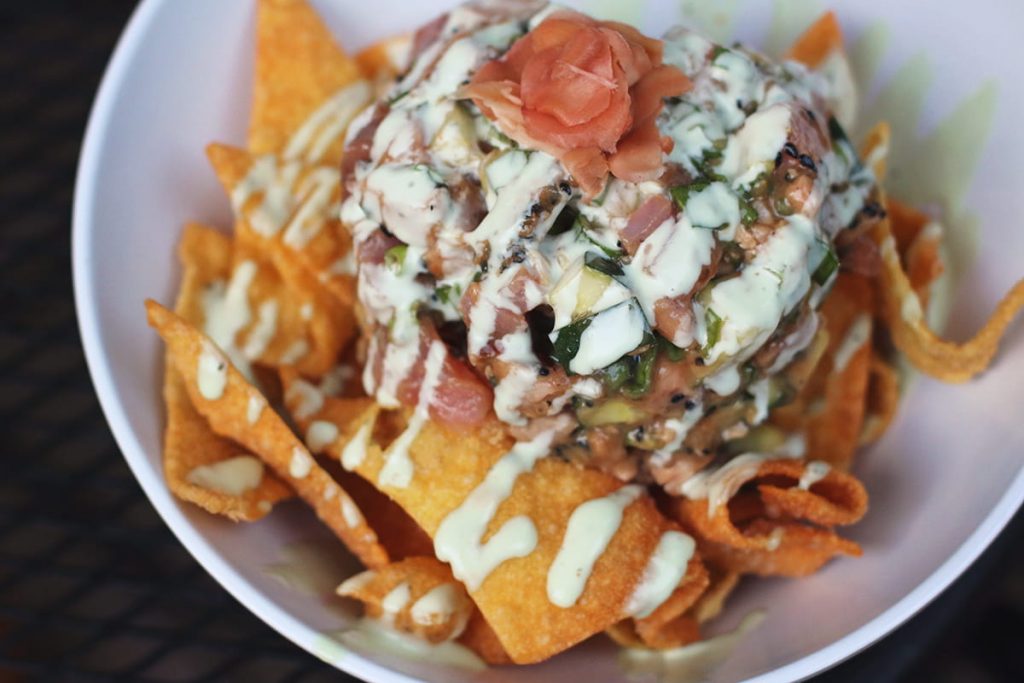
[551,316,593,371]
[811,246,839,285]
[384,245,408,272]
[703,307,723,355]
[574,215,622,259]
[624,346,657,398]
[584,252,623,278]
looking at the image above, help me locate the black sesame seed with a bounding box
[538,367,550,376]
[774,152,783,169]
[671,393,687,404]
[799,154,817,172]
[695,357,705,367]
[783,142,799,158]
[684,399,698,410]
[804,107,818,123]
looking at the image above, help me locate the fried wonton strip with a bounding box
[755,460,868,527]
[330,409,704,664]
[861,121,891,182]
[337,557,474,644]
[872,207,1024,382]
[175,221,345,377]
[669,458,866,577]
[250,0,364,163]
[784,11,843,68]
[697,520,861,577]
[337,557,510,663]
[145,301,387,568]
[207,142,359,313]
[805,273,874,469]
[859,352,901,446]
[164,223,292,518]
[162,365,291,520]
[689,567,741,624]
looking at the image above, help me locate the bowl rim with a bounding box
[71,0,1024,681]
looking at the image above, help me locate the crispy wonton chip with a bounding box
[207,142,360,313]
[859,351,901,446]
[669,458,866,577]
[162,365,291,521]
[803,273,874,469]
[872,202,1024,382]
[785,11,843,68]
[163,222,292,519]
[250,0,364,163]
[292,399,705,664]
[698,519,862,577]
[337,556,475,643]
[178,222,344,377]
[146,301,387,569]
[689,566,741,625]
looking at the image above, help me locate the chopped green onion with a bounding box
[703,307,723,355]
[739,196,758,225]
[711,45,730,61]
[574,215,622,259]
[670,180,710,212]
[549,205,578,236]
[551,316,594,371]
[811,247,839,285]
[584,252,623,278]
[601,358,632,392]
[384,245,408,272]
[388,90,409,105]
[435,283,460,305]
[624,346,657,398]
[656,334,684,362]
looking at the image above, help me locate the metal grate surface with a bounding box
[0,2,1021,682]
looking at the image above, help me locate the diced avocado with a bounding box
[551,299,647,375]
[548,256,632,330]
[578,399,649,427]
[724,425,788,455]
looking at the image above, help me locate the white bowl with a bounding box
[73,0,1024,681]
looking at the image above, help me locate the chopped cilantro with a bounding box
[384,245,407,272]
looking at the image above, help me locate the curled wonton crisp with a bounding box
[338,556,475,644]
[872,202,1024,383]
[669,457,867,577]
[146,301,388,569]
[279,387,708,664]
[163,222,294,519]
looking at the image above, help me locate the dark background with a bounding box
[1,2,1021,681]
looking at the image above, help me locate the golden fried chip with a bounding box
[859,352,901,445]
[162,365,291,521]
[689,567,741,624]
[698,520,861,577]
[668,458,866,577]
[177,222,346,378]
[324,408,706,664]
[337,556,474,644]
[755,460,869,527]
[805,274,874,469]
[145,300,388,569]
[860,121,891,181]
[872,204,1024,382]
[163,223,292,519]
[250,0,364,163]
[785,11,843,68]
[206,142,359,314]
